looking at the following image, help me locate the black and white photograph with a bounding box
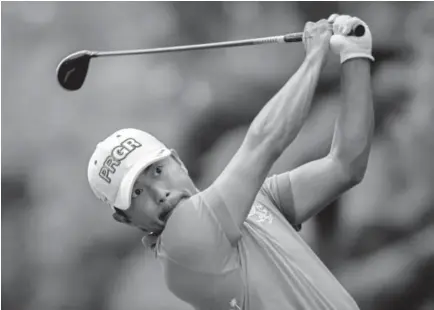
[2,2,434,310]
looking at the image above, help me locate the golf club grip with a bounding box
[283,24,365,43]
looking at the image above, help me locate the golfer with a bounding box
[87,14,374,310]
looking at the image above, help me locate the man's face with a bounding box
[124,154,196,234]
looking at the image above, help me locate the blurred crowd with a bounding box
[2,2,434,310]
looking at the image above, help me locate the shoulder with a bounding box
[161,194,203,245]
[158,193,238,272]
[160,194,219,255]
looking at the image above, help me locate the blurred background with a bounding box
[2,2,434,310]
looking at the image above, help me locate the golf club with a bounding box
[57,25,365,91]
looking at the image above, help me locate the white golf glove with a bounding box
[328,14,375,64]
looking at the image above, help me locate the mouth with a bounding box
[159,195,189,223]
[160,207,174,223]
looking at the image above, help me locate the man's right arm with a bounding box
[202,20,332,241]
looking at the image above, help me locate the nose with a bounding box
[154,187,170,205]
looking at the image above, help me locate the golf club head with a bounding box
[56,50,93,91]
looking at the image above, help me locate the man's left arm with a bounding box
[267,15,375,226]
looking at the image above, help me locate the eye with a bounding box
[154,165,163,176]
[132,188,143,199]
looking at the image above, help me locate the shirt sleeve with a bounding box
[260,174,302,231]
[158,193,240,274]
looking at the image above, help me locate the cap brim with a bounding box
[113,148,172,210]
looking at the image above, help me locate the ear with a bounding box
[170,149,189,174]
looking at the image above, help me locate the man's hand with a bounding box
[303,19,332,62]
[328,14,375,63]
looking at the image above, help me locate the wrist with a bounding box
[341,53,374,64]
[304,50,327,67]
[341,57,372,70]
[342,57,372,86]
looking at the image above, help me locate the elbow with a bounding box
[331,153,369,187]
[348,164,367,185]
[332,143,372,186]
[344,157,369,187]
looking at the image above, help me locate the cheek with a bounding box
[170,174,189,189]
[129,198,158,224]
[170,166,192,187]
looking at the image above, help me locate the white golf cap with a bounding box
[87,128,171,210]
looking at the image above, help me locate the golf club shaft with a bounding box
[92,32,303,58]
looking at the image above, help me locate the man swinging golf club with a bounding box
[87,14,374,310]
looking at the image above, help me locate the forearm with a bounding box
[248,52,325,154]
[330,59,374,181]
